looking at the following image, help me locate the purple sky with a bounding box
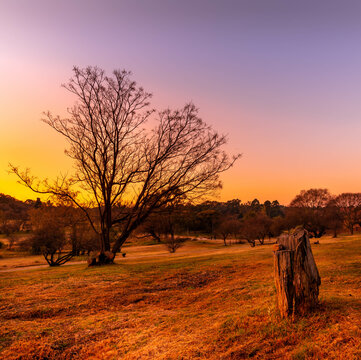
[2,0,361,203]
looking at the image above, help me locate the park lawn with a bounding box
[0,236,360,359]
[0,251,88,270]
[0,237,247,270]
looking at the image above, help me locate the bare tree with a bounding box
[138,205,189,253]
[158,205,185,253]
[216,218,240,246]
[240,212,272,246]
[163,235,186,253]
[10,66,239,264]
[290,189,332,208]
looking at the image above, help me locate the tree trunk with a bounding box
[102,228,111,252]
[88,250,115,266]
[248,239,255,247]
[274,228,321,318]
[71,226,80,256]
[87,229,114,266]
[112,231,131,255]
[150,230,161,243]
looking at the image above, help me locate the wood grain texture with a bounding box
[274,228,321,318]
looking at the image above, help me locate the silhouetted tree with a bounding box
[11,66,239,264]
[241,212,272,246]
[163,235,186,253]
[250,199,262,213]
[217,218,241,246]
[223,199,242,215]
[289,189,332,238]
[290,189,332,208]
[29,206,73,266]
[264,200,284,218]
[137,205,187,253]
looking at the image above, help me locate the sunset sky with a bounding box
[2,0,361,205]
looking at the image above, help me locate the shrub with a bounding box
[164,235,187,253]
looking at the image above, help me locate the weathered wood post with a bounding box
[273,228,321,318]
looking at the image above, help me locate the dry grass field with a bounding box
[0,236,360,359]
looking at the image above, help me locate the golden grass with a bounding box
[0,236,360,359]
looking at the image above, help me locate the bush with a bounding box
[164,236,186,253]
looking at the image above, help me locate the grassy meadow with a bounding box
[0,236,360,359]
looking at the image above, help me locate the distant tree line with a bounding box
[136,189,361,247]
[2,188,361,263]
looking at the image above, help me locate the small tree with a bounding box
[11,66,239,264]
[333,193,361,235]
[139,205,188,253]
[289,189,332,238]
[29,206,73,266]
[163,235,186,253]
[217,218,240,246]
[240,212,272,246]
[157,205,185,253]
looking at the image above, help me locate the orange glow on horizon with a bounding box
[3,2,361,205]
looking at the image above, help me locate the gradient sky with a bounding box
[2,0,361,204]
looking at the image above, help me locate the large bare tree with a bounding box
[11,66,239,264]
